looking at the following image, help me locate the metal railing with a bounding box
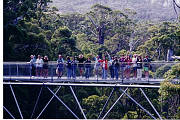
[3,61,180,83]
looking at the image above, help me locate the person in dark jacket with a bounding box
[71,56,78,79]
[43,56,49,78]
[66,56,72,79]
[113,56,120,80]
[84,57,91,79]
[137,56,143,79]
[77,54,86,77]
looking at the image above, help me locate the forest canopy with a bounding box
[3,0,180,61]
[3,0,180,119]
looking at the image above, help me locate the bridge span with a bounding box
[3,62,179,119]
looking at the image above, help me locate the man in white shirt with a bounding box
[132,54,137,78]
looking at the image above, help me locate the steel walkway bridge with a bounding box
[3,62,180,119]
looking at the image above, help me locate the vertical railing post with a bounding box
[122,62,124,83]
[9,64,11,80]
[51,63,53,82]
[29,63,32,79]
[16,64,19,77]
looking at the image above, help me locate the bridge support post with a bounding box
[98,87,115,119]
[47,86,79,119]
[139,88,162,120]
[70,86,87,119]
[10,85,23,119]
[30,86,43,118]
[102,87,128,119]
[119,88,156,119]
[36,86,62,119]
[3,106,15,119]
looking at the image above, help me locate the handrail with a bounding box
[3,61,180,84]
[3,61,180,64]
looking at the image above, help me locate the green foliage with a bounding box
[122,111,138,119]
[82,95,107,119]
[176,107,180,119]
[158,64,180,118]
[164,63,180,80]
[52,26,72,38]
[3,2,180,119]
[137,22,180,60]
[155,64,172,78]
[117,49,128,56]
[52,6,58,11]
[51,26,80,59]
[159,81,180,118]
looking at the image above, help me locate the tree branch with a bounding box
[87,15,98,28]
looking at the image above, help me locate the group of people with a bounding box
[94,52,151,80]
[29,55,49,78]
[29,52,151,80]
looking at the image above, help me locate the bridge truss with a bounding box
[3,81,162,119]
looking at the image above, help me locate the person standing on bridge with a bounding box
[132,54,138,79]
[29,55,36,77]
[137,55,143,79]
[99,55,108,79]
[119,54,126,80]
[113,56,120,80]
[107,52,115,79]
[43,56,49,78]
[66,56,72,79]
[71,56,78,79]
[77,54,86,77]
[143,56,151,79]
[94,55,101,79]
[36,55,44,77]
[57,55,64,78]
[124,55,132,79]
[84,57,92,79]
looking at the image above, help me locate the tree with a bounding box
[51,26,80,59]
[82,95,107,119]
[85,4,134,45]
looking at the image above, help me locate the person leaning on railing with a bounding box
[29,55,36,77]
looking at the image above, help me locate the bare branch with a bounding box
[87,15,98,28]
[81,25,98,37]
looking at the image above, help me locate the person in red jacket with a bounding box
[98,56,108,79]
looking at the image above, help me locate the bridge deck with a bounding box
[3,82,161,88]
[4,76,166,83]
[3,76,179,88]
